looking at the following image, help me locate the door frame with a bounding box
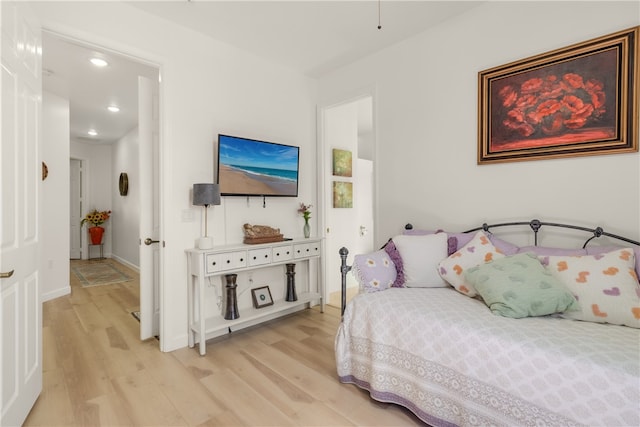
[317,87,378,302]
[69,157,84,259]
[42,28,166,348]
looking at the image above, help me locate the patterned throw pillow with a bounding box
[351,249,397,293]
[465,253,578,318]
[545,248,640,328]
[438,230,505,297]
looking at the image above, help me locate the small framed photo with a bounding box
[251,286,274,309]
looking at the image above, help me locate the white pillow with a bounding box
[438,230,505,297]
[392,233,448,287]
[546,248,640,328]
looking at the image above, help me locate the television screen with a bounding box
[216,134,300,197]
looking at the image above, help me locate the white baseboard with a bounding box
[110,254,140,272]
[41,286,71,303]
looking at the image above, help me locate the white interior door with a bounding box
[69,158,81,259]
[1,2,43,425]
[138,75,160,340]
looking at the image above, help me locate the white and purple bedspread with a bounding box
[335,288,640,426]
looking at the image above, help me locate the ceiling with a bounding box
[42,1,481,144]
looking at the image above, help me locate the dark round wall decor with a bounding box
[119,172,129,196]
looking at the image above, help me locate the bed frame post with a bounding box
[339,247,351,318]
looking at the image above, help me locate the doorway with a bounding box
[320,95,376,307]
[43,31,163,343]
[70,158,82,259]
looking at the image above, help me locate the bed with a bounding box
[335,220,640,426]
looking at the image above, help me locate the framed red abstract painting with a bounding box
[478,26,638,164]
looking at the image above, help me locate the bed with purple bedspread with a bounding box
[336,220,640,426]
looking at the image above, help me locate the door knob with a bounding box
[144,238,160,245]
[0,270,14,278]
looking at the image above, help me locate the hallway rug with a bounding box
[72,262,132,287]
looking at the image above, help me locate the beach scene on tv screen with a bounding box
[218,136,299,196]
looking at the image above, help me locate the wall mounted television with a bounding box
[216,134,300,197]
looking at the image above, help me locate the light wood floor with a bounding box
[24,259,423,426]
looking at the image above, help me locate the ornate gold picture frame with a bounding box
[478,26,638,164]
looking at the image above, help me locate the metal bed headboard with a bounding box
[340,219,639,317]
[405,219,640,248]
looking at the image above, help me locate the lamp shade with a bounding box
[192,183,221,206]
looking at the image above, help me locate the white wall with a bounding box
[41,91,70,302]
[319,1,640,249]
[33,1,318,352]
[112,127,140,268]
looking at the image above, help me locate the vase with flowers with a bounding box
[81,209,112,244]
[298,203,312,238]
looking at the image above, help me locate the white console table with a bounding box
[186,238,323,355]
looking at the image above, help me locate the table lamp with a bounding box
[192,183,221,249]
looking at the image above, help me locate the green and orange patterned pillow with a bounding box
[465,252,578,318]
[545,248,640,328]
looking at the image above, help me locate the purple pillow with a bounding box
[488,235,520,255]
[352,250,397,293]
[448,232,474,250]
[384,239,406,287]
[447,236,458,256]
[449,232,520,255]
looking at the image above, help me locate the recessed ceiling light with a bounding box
[90,58,108,67]
[107,105,120,113]
[88,129,98,136]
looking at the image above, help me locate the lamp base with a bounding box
[198,236,213,249]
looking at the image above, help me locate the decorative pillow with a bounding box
[546,248,640,328]
[446,232,520,255]
[488,235,520,256]
[519,246,587,257]
[465,253,578,319]
[438,230,505,297]
[585,245,640,283]
[351,249,397,293]
[392,233,448,287]
[447,236,458,256]
[383,239,405,287]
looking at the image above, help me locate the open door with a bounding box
[138,75,160,340]
[321,96,375,306]
[1,2,43,424]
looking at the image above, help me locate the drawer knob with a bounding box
[212,262,217,266]
[226,260,231,263]
[265,254,268,258]
[276,252,280,256]
[253,256,257,260]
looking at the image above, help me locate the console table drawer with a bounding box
[272,244,293,262]
[205,250,247,274]
[293,242,321,259]
[248,248,272,266]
